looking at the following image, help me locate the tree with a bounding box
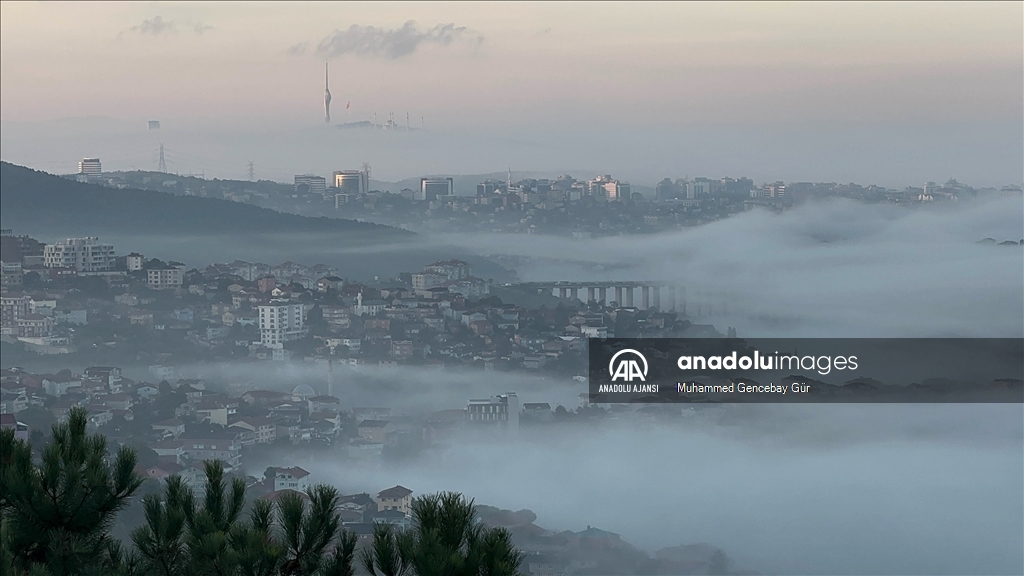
[361,492,524,576]
[0,406,143,576]
[276,486,357,576]
[134,462,357,576]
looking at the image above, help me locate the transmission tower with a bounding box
[247,161,255,181]
[158,144,166,172]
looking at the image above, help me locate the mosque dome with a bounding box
[292,383,316,400]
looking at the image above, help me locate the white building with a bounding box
[333,170,368,195]
[126,253,144,271]
[271,467,310,492]
[351,293,386,316]
[466,392,519,435]
[418,177,454,201]
[294,174,327,195]
[686,178,713,199]
[258,301,307,346]
[78,158,102,175]
[147,266,184,290]
[43,237,116,272]
[587,175,630,201]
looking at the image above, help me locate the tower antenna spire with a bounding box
[324,61,332,123]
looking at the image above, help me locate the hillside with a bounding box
[0,162,412,239]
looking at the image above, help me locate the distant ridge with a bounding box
[0,162,412,239]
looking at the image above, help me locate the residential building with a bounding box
[357,420,394,444]
[1,261,22,290]
[229,416,277,444]
[1,293,30,335]
[194,401,229,426]
[424,259,471,280]
[180,431,242,469]
[258,300,307,346]
[126,252,144,271]
[148,265,185,290]
[151,418,185,438]
[270,467,311,492]
[43,237,116,272]
[0,413,29,440]
[17,314,53,339]
[375,485,413,515]
[308,395,341,414]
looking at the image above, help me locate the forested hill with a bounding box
[0,162,412,238]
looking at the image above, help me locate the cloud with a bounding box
[313,20,484,60]
[123,16,212,37]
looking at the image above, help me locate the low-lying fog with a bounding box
[107,192,1023,338]
[56,183,1024,575]
[167,360,1024,576]
[315,407,1023,576]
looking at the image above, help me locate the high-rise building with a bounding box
[686,178,713,199]
[78,158,101,175]
[417,177,454,201]
[294,174,327,195]
[587,175,629,201]
[258,301,307,347]
[43,237,115,272]
[333,170,368,195]
[466,392,519,435]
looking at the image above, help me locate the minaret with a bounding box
[324,62,332,123]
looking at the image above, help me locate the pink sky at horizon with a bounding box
[1,2,1020,129]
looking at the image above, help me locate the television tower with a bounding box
[158,144,166,172]
[324,62,332,123]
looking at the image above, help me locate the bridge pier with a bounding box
[587,286,596,303]
[652,286,660,310]
[598,287,606,305]
[641,286,650,309]
[624,287,634,307]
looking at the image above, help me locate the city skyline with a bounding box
[1,2,1021,187]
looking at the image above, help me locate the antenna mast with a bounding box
[324,61,332,123]
[158,144,166,172]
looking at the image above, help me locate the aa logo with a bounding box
[609,348,648,382]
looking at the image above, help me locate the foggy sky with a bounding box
[1,2,1022,186]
